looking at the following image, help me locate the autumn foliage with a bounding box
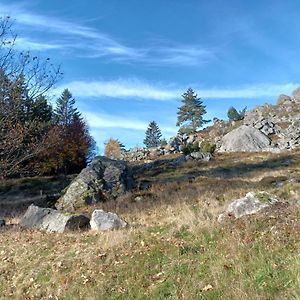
[104,138,124,160]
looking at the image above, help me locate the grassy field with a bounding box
[0,150,300,299]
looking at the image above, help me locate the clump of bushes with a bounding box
[199,141,216,154]
[182,141,216,155]
[182,143,200,155]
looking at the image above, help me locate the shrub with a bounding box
[104,138,124,160]
[199,141,216,154]
[182,143,200,155]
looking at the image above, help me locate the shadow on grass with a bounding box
[0,175,74,218]
[134,154,297,186]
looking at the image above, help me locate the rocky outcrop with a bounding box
[56,156,133,211]
[243,89,300,150]
[219,125,271,152]
[292,87,300,102]
[90,209,127,231]
[218,192,278,222]
[20,205,90,233]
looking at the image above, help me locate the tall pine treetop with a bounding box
[54,89,80,126]
[176,88,209,134]
[144,121,162,148]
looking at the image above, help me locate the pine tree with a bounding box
[54,89,79,126]
[176,88,209,134]
[144,121,162,148]
[227,106,247,121]
[38,90,96,174]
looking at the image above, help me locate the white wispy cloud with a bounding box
[54,79,180,101]
[84,111,177,134]
[0,3,213,66]
[199,83,300,98]
[55,79,300,101]
[13,37,64,51]
[152,46,214,66]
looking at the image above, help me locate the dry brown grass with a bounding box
[0,150,300,299]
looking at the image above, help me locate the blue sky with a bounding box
[1,0,300,152]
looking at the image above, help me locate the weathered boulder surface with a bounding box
[20,205,90,233]
[218,192,278,222]
[219,125,271,152]
[56,156,133,211]
[90,209,127,231]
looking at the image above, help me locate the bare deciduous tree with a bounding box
[0,16,62,178]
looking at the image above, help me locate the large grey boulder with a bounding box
[20,205,90,233]
[218,192,278,222]
[90,209,127,231]
[56,156,133,211]
[219,125,271,152]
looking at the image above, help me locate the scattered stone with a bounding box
[218,192,278,222]
[134,196,144,202]
[90,209,127,231]
[292,87,300,102]
[20,205,90,233]
[56,156,133,211]
[219,125,271,152]
[190,152,204,160]
[0,219,5,227]
[277,94,292,105]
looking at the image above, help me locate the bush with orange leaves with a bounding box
[104,138,125,160]
[33,118,96,175]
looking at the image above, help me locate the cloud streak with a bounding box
[84,111,177,134]
[55,79,300,101]
[0,3,213,66]
[54,79,180,101]
[13,37,64,51]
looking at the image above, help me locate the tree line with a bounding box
[0,17,95,178]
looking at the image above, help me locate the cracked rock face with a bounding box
[56,156,133,211]
[219,125,271,152]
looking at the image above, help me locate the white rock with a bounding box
[219,125,271,152]
[218,192,278,222]
[90,210,127,231]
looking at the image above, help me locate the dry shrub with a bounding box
[104,138,123,159]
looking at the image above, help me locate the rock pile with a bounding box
[242,91,300,150]
[20,205,127,233]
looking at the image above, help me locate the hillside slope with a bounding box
[0,150,299,299]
